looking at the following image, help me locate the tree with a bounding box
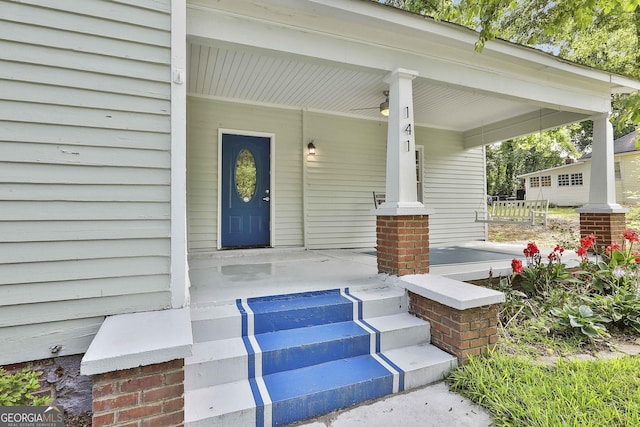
[381,0,454,16]
[485,128,578,196]
[453,0,640,128]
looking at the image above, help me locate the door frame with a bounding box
[217,128,276,250]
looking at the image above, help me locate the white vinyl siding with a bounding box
[187,99,488,251]
[187,97,304,251]
[617,153,640,205]
[305,113,386,249]
[418,128,486,244]
[0,0,172,364]
[305,116,486,247]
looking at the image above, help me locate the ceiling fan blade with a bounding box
[348,107,379,111]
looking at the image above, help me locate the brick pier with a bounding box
[408,292,499,365]
[579,212,627,251]
[91,359,184,427]
[376,215,429,276]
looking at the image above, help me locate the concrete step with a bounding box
[185,337,248,389]
[185,343,456,427]
[190,286,406,343]
[185,287,456,427]
[185,313,430,389]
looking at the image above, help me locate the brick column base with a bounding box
[92,359,184,427]
[580,212,626,251]
[408,291,499,365]
[376,215,429,276]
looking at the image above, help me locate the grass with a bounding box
[447,352,640,427]
[488,205,640,248]
[459,211,640,426]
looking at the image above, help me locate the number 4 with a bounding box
[404,124,412,135]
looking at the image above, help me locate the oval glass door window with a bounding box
[235,149,257,202]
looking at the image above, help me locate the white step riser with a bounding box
[378,321,430,351]
[191,304,242,343]
[186,409,255,427]
[355,294,407,319]
[403,361,457,390]
[192,317,240,343]
[186,353,248,390]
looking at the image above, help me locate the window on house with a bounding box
[530,177,540,187]
[558,174,570,187]
[615,162,622,180]
[541,176,551,187]
[415,146,424,203]
[570,173,583,186]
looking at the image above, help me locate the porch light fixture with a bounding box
[307,141,316,155]
[379,90,389,116]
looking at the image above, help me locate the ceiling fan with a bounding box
[349,91,389,116]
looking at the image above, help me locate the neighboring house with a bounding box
[1,0,639,425]
[519,130,639,206]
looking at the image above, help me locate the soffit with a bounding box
[187,41,536,132]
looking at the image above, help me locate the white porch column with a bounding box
[376,68,432,216]
[578,113,626,213]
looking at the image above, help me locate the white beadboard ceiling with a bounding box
[187,41,536,131]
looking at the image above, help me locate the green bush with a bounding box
[0,368,52,406]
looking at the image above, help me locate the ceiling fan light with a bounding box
[379,100,389,116]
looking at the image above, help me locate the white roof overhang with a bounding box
[185,0,640,147]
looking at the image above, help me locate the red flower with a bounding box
[511,258,523,274]
[576,246,587,257]
[623,228,639,243]
[548,252,557,261]
[523,242,539,257]
[632,251,640,263]
[554,245,565,254]
[579,234,596,249]
[605,242,622,254]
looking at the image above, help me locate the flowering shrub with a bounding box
[581,228,640,295]
[505,229,640,341]
[516,241,573,296]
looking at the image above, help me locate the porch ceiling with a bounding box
[187,40,538,134]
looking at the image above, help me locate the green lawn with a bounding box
[448,353,640,427]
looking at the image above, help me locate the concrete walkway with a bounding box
[293,382,493,427]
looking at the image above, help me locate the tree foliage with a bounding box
[485,128,578,196]
[453,0,640,128]
[384,0,640,193]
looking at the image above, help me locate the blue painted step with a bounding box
[247,289,353,334]
[184,287,457,427]
[265,355,393,426]
[258,321,370,375]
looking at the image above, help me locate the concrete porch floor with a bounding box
[188,241,537,306]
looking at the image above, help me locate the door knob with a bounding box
[262,196,270,202]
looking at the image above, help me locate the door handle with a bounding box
[262,196,270,202]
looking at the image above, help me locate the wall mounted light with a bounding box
[379,90,389,116]
[307,141,316,155]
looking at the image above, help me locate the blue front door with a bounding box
[221,134,271,248]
